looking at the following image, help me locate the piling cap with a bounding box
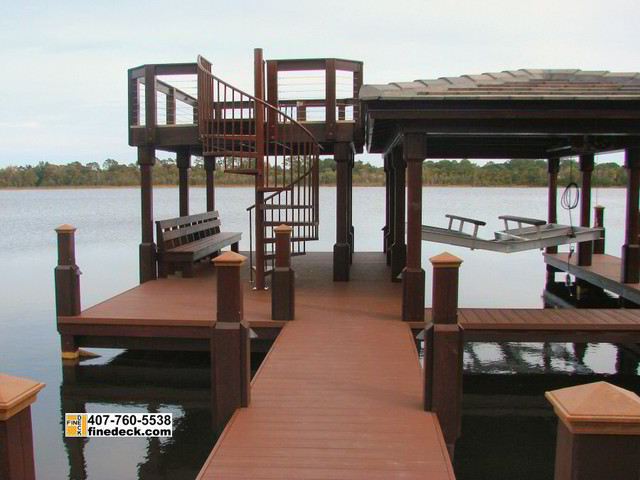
[0,374,45,421]
[212,251,247,267]
[274,224,293,234]
[545,381,640,435]
[55,224,77,233]
[429,252,463,268]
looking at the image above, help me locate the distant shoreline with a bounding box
[0,184,625,190]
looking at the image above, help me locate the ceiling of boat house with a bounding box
[360,69,640,159]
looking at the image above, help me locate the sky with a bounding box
[1,0,639,168]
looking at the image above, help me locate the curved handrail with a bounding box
[196,55,320,146]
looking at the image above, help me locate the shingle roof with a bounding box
[360,69,640,101]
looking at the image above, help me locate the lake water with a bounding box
[1,186,638,479]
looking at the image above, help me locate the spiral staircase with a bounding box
[196,55,320,289]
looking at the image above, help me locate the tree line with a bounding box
[0,157,628,188]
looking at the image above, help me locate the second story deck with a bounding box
[128,55,364,155]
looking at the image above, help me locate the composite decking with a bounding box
[544,252,640,305]
[439,307,640,343]
[57,251,640,478]
[196,253,454,479]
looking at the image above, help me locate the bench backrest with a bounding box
[156,211,221,252]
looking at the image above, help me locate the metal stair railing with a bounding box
[196,55,320,287]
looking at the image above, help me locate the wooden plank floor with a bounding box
[544,252,640,305]
[197,253,455,480]
[423,306,640,342]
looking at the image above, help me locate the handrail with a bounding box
[196,56,320,145]
[196,54,320,288]
[246,168,315,212]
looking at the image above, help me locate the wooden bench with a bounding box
[155,211,241,278]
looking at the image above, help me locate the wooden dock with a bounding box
[544,252,640,305]
[56,251,640,478]
[198,273,454,479]
[427,307,640,343]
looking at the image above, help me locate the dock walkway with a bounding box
[197,253,455,479]
[544,252,640,305]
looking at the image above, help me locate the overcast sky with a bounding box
[1,0,638,168]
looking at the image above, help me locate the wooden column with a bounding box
[403,133,426,321]
[272,225,295,320]
[0,374,45,480]
[211,252,250,434]
[204,157,216,212]
[547,157,560,254]
[424,252,463,459]
[577,154,594,266]
[176,149,190,217]
[383,154,390,253]
[390,145,406,282]
[55,224,81,318]
[138,145,157,284]
[546,381,640,480]
[593,205,605,255]
[348,154,354,263]
[333,142,351,281]
[386,152,396,266]
[55,224,82,360]
[622,147,640,284]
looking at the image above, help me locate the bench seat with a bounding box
[156,211,241,278]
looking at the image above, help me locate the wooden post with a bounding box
[333,142,351,281]
[176,149,190,217]
[386,152,396,266]
[211,252,250,434]
[593,205,605,255]
[348,154,354,264]
[0,374,45,480]
[424,252,464,460]
[390,145,406,282]
[55,224,82,360]
[325,59,336,141]
[547,157,560,254]
[138,145,157,284]
[204,157,215,212]
[546,381,640,480]
[55,224,81,318]
[383,154,390,254]
[622,147,640,284]
[403,133,426,322]
[272,225,295,320]
[577,154,594,266]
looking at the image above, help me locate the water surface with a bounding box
[0,186,637,479]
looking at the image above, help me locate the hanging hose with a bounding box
[561,178,580,294]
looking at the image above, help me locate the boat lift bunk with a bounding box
[421,214,602,253]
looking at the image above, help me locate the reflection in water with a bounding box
[455,342,640,480]
[60,351,216,480]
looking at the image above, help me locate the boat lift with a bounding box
[421,214,602,253]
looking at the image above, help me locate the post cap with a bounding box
[212,251,247,267]
[429,252,463,268]
[0,374,45,421]
[545,381,640,435]
[274,224,293,234]
[55,224,77,233]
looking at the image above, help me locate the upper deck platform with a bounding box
[127,56,364,155]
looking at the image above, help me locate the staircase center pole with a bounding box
[254,48,266,289]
